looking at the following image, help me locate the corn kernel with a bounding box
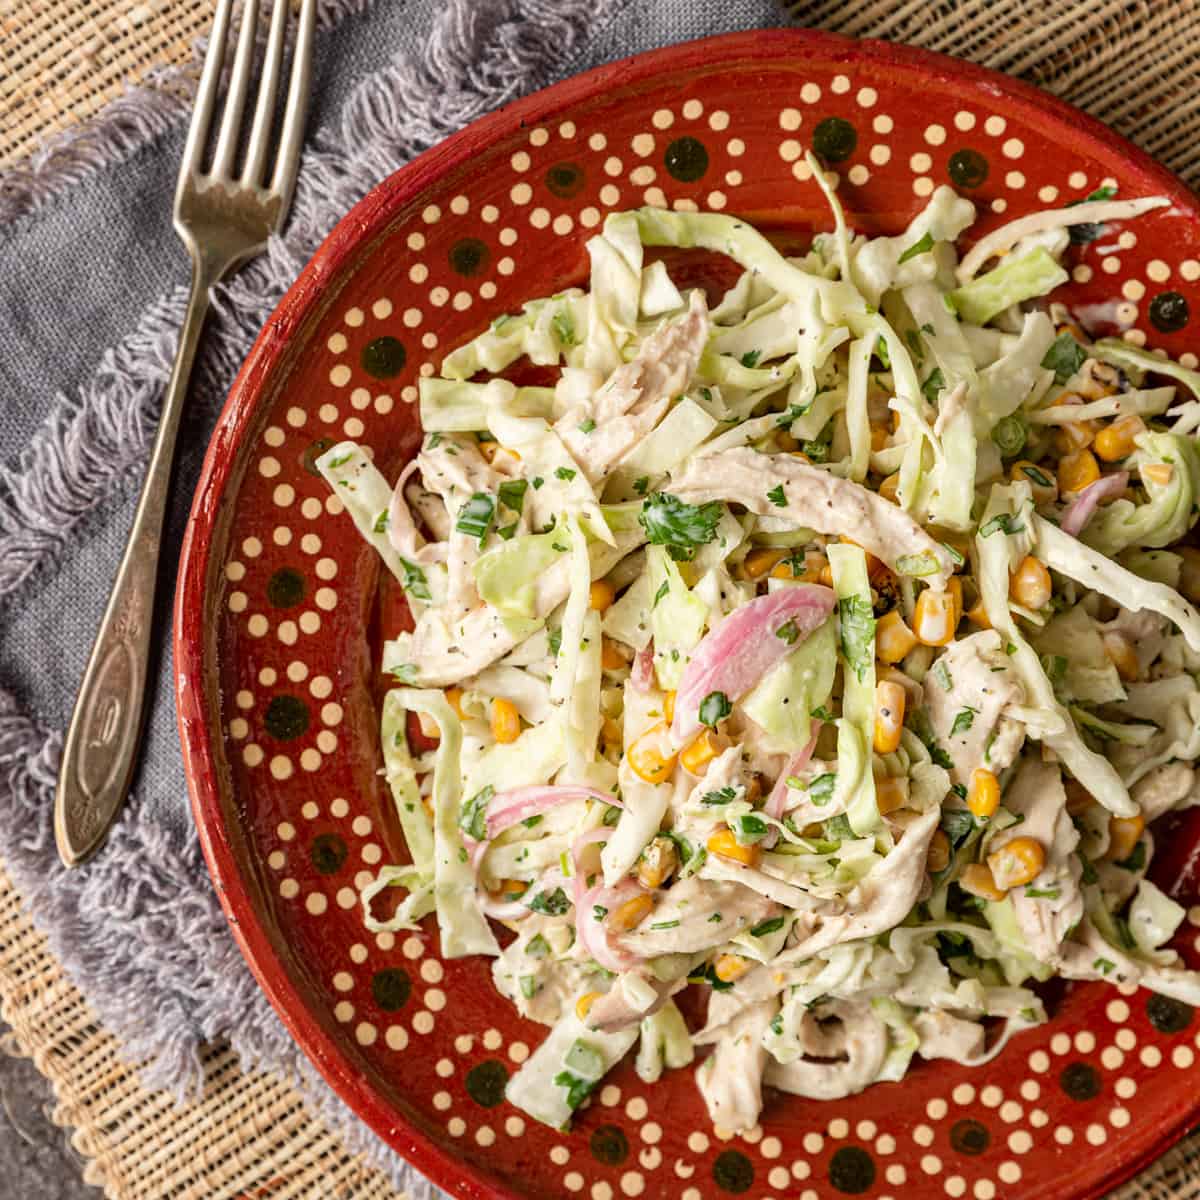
[627,723,677,785]
[601,716,623,750]
[776,430,799,453]
[1143,462,1175,487]
[1105,811,1146,863]
[589,579,616,612]
[818,564,835,586]
[987,835,1046,888]
[576,991,601,1020]
[1058,448,1101,494]
[663,691,676,725]
[1181,547,1200,604]
[965,768,999,819]
[913,588,957,647]
[445,687,467,720]
[479,440,500,463]
[1065,780,1095,816]
[870,424,889,452]
[707,828,762,868]
[1103,632,1139,682]
[680,729,721,775]
[1094,415,1145,462]
[601,638,628,672]
[713,953,754,983]
[873,680,906,754]
[1010,555,1052,610]
[492,878,528,898]
[966,600,992,629]
[1010,460,1059,505]
[947,576,964,626]
[1077,359,1120,400]
[1054,412,1096,454]
[875,774,909,815]
[636,837,679,889]
[743,547,787,579]
[745,774,765,805]
[879,472,901,504]
[876,610,918,664]
[791,450,812,464]
[959,862,1007,902]
[491,697,521,744]
[927,829,951,873]
[607,893,654,933]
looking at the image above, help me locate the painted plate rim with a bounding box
[175,27,1200,1200]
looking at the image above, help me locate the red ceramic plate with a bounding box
[177,29,1200,1200]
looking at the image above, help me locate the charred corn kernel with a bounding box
[870,425,889,452]
[966,600,992,629]
[627,723,677,785]
[1078,359,1120,400]
[1094,415,1145,462]
[492,878,528,898]
[1058,448,1101,494]
[637,836,679,890]
[1106,811,1146,863]
[875,774,910,815]
[873,680,906,754]
[444,687,467,720]
[601,716,623,749]
[680,729,721,775]
[663,691,676,725]
[913,588,957,647]
[1103,632,1139,682]
[589,579,616,612]
[959,862,1007,902]
[607,893,654,933]
[879,472,901,504]
[967,768,1000,819]
[713,953,754,983]
[491,698,521,744]
[987,836,1046,888]
[1010,555,1052,610]
[876,610,919,664]
[776,430,799,452]
[707,828,762,868]
[743,547,788,579]
[1143,462,1175,487]
[927,829,951,874]
[1011,460,1059,505]
[745,774,765,805]
[576,991,602,1020]
[601,638,628,672]
[1064,779,1096,816]
[1180,547,1200,604]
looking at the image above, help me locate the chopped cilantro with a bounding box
[639,492,723,561]
[1041,332,1088,385]
[767,483,787,507]
[950,706,978,737]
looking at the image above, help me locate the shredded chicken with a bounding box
[669,447,956,589]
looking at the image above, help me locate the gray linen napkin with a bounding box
[0,0,785,1192]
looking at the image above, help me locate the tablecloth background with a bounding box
[2,1,1200,1197]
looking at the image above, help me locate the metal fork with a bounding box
[55,0,317,867]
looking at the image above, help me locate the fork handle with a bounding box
[55,260,216,867]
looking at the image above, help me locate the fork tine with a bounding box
[210,0,261,178]
[269,0,316,207]
[178,0,234,181]
[240,0,289,187]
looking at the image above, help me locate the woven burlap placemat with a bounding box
[4,0,1200,1197]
